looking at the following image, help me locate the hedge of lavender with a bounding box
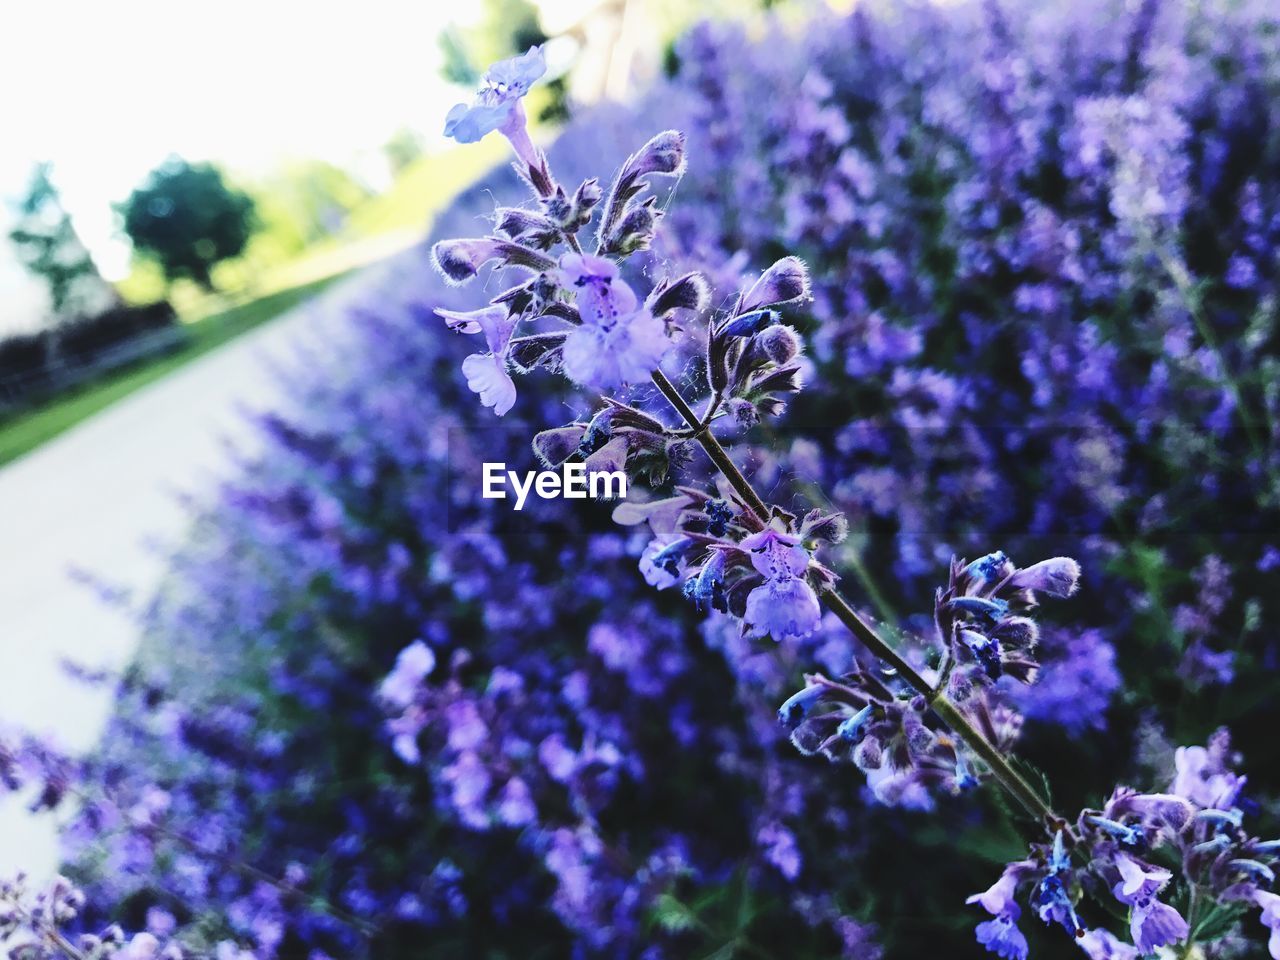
[5,1,1280,958]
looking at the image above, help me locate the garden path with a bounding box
[0,258,401,878]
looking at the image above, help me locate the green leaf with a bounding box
[653,893,698,935]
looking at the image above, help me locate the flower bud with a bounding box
[431,238,554,285]
[727,397,759,428]
[625,130,687,179]
[532,425,586,468]
[584,435,628,478]
[649,272,710,317]
[495,207,560,248]
[431,238,503,284]
[1010,557,1081,598]
[720,308,780,339]
[606,198,660,255]
[568,178,603,228]
[759,324,802,364]
[777,683,825,727]
[740,256,811,313]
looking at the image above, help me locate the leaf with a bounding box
[653,893,698,934]
[1009,756,1054,808]
[1193,902,1247,942]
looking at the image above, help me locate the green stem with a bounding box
[650,369,1062,828]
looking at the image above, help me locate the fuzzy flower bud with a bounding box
[740,257,811,314]
[649,272,711,317]
[533,425,586,468]
[624,130,687,179]
[758,325,802,364]
[432,238,504,284]
[1010,558,1082,598]
[606,198,660,255]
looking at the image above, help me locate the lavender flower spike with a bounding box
[444,46,546,167]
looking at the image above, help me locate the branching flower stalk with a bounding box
[647,365,1060,826]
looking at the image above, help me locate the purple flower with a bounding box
[739,528,821,640]
[557,253,670,390]
[444,47,545,164]
[1171,743,1244,810]
[1129,898,1188,953]
[757,821,802,880]
[683,548,728,612]
[639,534,685,590]
[379,640,436,709]
[967,864,1027,916]
[497,777,536,827]
[1015,628,1120,734]
[1253,890,1280,959]
[975,907,1029,960]
[1077,928,1139,960]
[431,238,506,284]
[118,932,161,960]
[437,306,518,415]
[1111,854,1171,906]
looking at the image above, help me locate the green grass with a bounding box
[0,273,348,468]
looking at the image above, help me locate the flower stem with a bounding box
[650,368,1061,827]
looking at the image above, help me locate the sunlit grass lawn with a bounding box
[0,273,348,468]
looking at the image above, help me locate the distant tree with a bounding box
[8,162,112,320]
[119,158,255,290]
[383,129,426,177]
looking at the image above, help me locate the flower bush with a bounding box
[4,1,1280,957]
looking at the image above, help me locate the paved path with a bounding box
[0,264,385,877]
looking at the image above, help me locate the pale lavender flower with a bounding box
[437,306,518,415]
[497,777,536,827]
[1129,898,1188,953]
[444,47,545,166]
[557,253,670,390]
[1253,890,1280,959]
[757,821,802,880]
[379,640,436,709]
[967,864,1028,916]
[740,527,821,641]
[975,907,1029,960]
[1111,854,1171,905]
[1077,928,1139,960]
[639,534,685,590]
[1171,743,1244,810]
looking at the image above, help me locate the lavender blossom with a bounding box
[444,47,545,166]
[556,252,670,389]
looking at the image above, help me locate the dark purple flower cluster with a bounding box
[775,551,1079,805]
[971,730,1280,959]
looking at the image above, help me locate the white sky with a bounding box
[0,0,483,282]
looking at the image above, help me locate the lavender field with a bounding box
[3,1,1280,958]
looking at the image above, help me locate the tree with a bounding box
[119,158,256,290]
[8,162,113,321]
